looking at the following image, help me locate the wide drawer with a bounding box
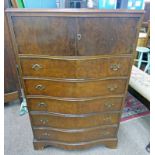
[27,97,123,114]
[30,112,120,129]
[20,56,131,79]
[24,78,127,98]
[33,138,118,150]
[33,125,117,142]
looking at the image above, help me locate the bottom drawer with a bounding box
[30,112,120,129]
[33,138,118,150]
[33,125,117,143]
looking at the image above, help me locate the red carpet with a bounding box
[121,93,150,122]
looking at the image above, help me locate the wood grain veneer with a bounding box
[24,78,127,97]
[30,112,120,129]
[27,96,123,114]
[20,56,131,78]
[33,125,117,142]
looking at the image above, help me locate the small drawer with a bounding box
[20,56,131,79]
[24,78,127,98]
[27,97,123,114]
[33,125,117,142]
[30,112,120,129]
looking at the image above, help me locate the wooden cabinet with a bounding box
[6,9,143,150]
[4,0,21,103]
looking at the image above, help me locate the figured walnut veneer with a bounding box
[6,9,143,150]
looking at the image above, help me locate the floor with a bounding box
[4,101,150,155]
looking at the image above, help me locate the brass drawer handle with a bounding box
[77,33,82,41]
[32,64,42,71]
[35,85,45,90]
[37,102,47,107]
[104,116,112,122]
[108,85,118,91]
[42,132,50,137]
[105,103,114,109]
[110,64,120,71]
[103,131,110,136]
[40,119,48,125]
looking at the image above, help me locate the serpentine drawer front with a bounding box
[6,9,143,150]
[30,112,120,129]
[20,56,131,78]
[27,97,123,114]
[33,125,117,142]
[24,78,127,97]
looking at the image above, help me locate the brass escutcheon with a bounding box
[32,64,42,71]
[110,64,120,71]
[35,85,45,90]
[108,85,118,91]
[105,103,114,108]
[37,102,47,107]
[40,119,48,125]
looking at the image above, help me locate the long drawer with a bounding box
[33,138,118,150]
[30,112,120,129]
[27,96,123,114]
[33,125,117,142]
[24,78,127,98]
[20,56,131,79]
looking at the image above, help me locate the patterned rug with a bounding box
[121,92,150,122]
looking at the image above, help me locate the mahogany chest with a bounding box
[6,9,143,150]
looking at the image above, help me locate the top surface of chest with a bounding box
[6,9,143,56]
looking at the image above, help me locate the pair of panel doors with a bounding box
[12,15,138,56]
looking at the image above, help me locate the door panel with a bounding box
[77,17,139,55]
[12,16,77,56]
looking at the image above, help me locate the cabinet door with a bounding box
[12,16,77,56]
[76,17,139,56]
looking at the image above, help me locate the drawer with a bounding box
[20,56,131,79]
[33,125,117,142]
[33,138,118,150]
[30,112,120,129]
[27,97,123,114]
[24,78,127,98]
